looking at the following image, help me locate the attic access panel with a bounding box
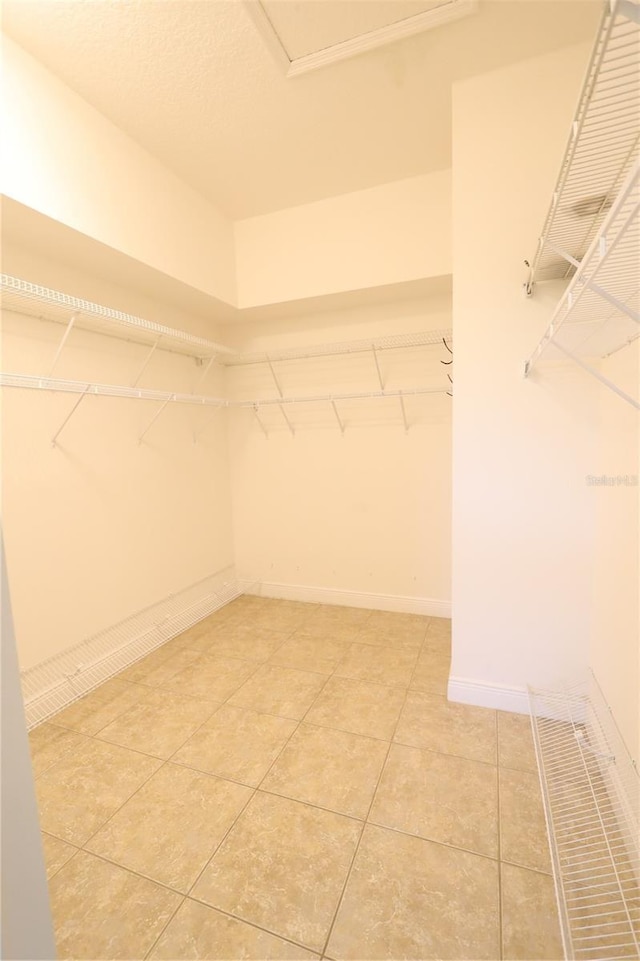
[246,0,477,76]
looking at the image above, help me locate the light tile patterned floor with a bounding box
[29,598,563,960]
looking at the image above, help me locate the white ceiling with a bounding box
[2,0,600,220]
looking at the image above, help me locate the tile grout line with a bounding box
[40,603,465,960]
[318,624,428,958]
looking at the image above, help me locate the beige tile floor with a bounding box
[29,598,563,961]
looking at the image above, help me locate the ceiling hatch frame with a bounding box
[244,0,478,77]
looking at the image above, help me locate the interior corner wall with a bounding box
[1,246,235,672]
[450,41,601,710]
[224,296,452,614]
[0,35,237,306]
[234,170,451,308]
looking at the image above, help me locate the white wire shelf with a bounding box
[527,0,640,289]
[1,274,234,360]
[21,567,242,730]
[0,372,228,406]
[529,672,640,960]
[235,386,449,407]
[221,329,453,366]
[524,162,639,409]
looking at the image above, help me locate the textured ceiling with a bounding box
[2,0,600,220]
[261,0,448,59]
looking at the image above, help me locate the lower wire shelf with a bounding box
[528,673,640,960]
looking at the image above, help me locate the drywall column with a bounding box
[450,42,598,712]
[1,534,55,960]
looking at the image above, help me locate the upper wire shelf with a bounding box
[528,672,639,960]
[525,161,640,409]
[221,329,452,366]
[1,274,234,360]
[526,0,640,290]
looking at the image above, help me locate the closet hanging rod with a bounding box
[222,329,453,366]
[0,372,228,407]
[1,275,235,360]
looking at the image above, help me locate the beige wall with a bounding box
[234,170,451,308]
[1,36,237,305]
[588,343,639,765]
[451,42,602,707]
[1,246,235,671]
[223,294,452,612]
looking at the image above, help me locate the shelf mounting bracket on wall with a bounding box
[130,337,161,387]
[330,399,345,434]
[47,313,77,378]
[399,394,410,433]
[252,404,269,438]
[371,346,385,390]
[193,354,217,393]
[51,384,91,446]
[279,404,295,438]
[266,355,284,398]
[138,395,175,444]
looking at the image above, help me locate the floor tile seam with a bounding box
[46,687,165,739]
[287,715,394,745]
[181,891,323,957]
[387,741,500,770]
[77,755,171,850]
[390,733,496,765]
[39,728,172,769]
[499,853,553,877]
[291,717,395,747]
[92,700,225,758]
[181,681,318,900]
[319,669,416,957]
[30,730,95,779]
[161,660,293,765]
[250,669,332,793]
[183,781,260,900]
[143,891,190,960]
[364,813,501,863]
[253,786,369,826]
[70,835,189,898]
[42,836,82,881]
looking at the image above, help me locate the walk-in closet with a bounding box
[1,1,638,959]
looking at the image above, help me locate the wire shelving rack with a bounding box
[529,672,639,960]
[523,0,640,408]
[526,0,640,289]
[1,274,233,359]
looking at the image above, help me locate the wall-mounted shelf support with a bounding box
[266,356,284,398]
[138,395,175,444]
[279,404,295,438]
[331,399,345,434]
[252,404,269,438]
[193,354,217,393]
[47,314,77,378]
[399,395,409,433]
[371,346,385,390]
[131,337,161,387]
[51,385,91,446]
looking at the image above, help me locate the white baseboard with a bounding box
[253,581,451,618]
[448,675,530,715]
